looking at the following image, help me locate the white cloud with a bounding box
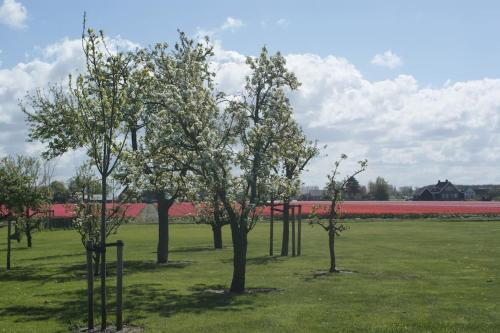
[4,35,500,188]
[371,50,403,69]
[220,17,244,31]
[196,17,244,40]
[0,36,138,180]
[0,0,27,29]
[212,47,500,187]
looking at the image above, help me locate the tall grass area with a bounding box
[0,220,499,332]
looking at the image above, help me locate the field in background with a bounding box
[1,220,499,332]
[33,201,500,220]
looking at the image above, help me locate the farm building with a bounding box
[463,188,476,200]
[414,180,464,201]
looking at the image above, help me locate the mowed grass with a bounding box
[0,220,499,333]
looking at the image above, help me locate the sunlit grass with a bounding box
[0,220,499,332]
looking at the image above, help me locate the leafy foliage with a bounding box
[72,201,128,275]
[369,176,390,200]
[0,155,52,247]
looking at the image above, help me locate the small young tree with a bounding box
[193,191,229,249]
[0,156,31,269]
[68,161,127,274]
[0,156,52,248]
[23,18,135,329]
[311,154,367,273]
[73,202,127,275]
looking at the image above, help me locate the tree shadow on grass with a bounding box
[0,260,192,284]
[170,246,219,253]
[0,282,255,331]
[0,288,88,332]
[303,268,359,282]
[247,255,282,265]
[124,283,254,322]
[0,266,48,282]
[20,252,84,262]
[220,255,283,265]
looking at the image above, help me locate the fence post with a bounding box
[269,199,274,256]
[85,240,94,331]
[116,240,124,331]
[291,207,296,257]
[298,205,302,256]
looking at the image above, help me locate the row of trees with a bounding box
[20,18,365,330]
[300,176,414,201]
[26,177,101,204]
[20,20,323,332]
[0,156,52,270]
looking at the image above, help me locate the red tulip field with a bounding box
[44,201,500,219]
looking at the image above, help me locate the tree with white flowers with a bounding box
[119,33,213,264]
[22,18,135,329]
[167,46,303,292]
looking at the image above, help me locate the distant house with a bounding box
[463,188,476,200]
[88,194,114,203]
[299,186,326,201]
[414,180,464,201]
[474,188,492,201]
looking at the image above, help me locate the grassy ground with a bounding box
[0,220,499,332]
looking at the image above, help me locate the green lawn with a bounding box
[1,220,499,332]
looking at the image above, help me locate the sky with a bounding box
[2,0,500,188]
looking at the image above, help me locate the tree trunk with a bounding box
[156,191,173,264]
[93,251,100,276]
[26,226,32,248]
[229,223,247,293]
[212,224,223,249]
[14,225,21,243]
[328,227,337,273]
[131,128,138,151]
[6,219,11,270]
[269,198,274,256]
[280,200,290,256]
[212,199,223,249]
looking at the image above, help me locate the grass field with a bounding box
[0,220,499,332]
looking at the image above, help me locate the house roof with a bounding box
[415,180,460,196]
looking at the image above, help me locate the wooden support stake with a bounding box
[298,205,302,256]
[291,207,296,257]
[116,240,124,331]
[86,240,94,331]
[100,242,107,331]
[269,198,274,256]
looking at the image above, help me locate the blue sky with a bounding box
[2,0,500,187]
[3,0,500,84]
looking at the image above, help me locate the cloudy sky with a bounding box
[2,0,500,188]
